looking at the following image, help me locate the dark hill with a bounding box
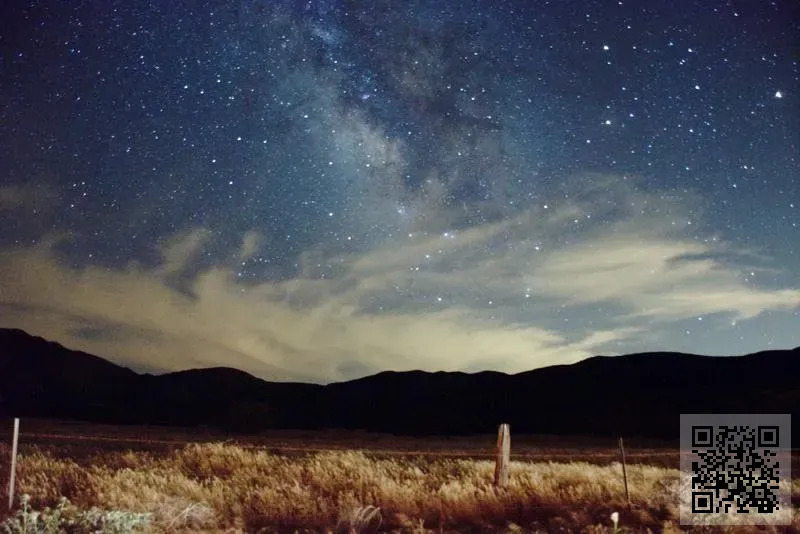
[0,328,140,421]
[1,328,797,440]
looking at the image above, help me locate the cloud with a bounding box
[155,228,212,277]
[0,183,58,213]
[0,183,60,243]
[0,175,798,383]
[238,231,264,262]
[0,240,618,382]
[527,235,800,320]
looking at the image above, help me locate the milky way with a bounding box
[1,0,798,382]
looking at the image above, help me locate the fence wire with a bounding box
[17,430,693,459]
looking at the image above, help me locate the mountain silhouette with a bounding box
[1,328,797,441]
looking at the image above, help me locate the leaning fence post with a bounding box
[618,436,630,505]
[494,423,510,487]
[7,418,19,511]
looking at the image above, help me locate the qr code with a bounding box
[680,414,792,526]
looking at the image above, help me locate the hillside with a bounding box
[1,328,797,440]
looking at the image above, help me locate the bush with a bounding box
[1,494,150,534]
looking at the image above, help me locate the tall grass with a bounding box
[3,442,799,532]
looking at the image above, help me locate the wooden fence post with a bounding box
[8,418,19,511]
[494,423,510,487]
[618,436,630,505]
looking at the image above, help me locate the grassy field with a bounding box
[0,419,798,533]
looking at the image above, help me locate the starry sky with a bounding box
[0,0,798,383]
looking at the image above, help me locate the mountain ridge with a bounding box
[1,328,797,440]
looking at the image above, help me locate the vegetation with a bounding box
[0,438,797,532]
[1,494,150,534]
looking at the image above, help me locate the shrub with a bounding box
[0,494,150,534]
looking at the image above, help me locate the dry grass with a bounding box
[2,441,797,533]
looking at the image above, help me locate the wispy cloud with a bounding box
[155,228,212,277]
[528,235,800,320]
[0,183,60,242]
[0,240,621,382]
[0,175,797,383]
[0,183,58,213]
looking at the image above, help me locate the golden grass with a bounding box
[3,441,799,533]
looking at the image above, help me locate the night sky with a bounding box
[1,0,798,383]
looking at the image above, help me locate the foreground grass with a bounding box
[1,442,798,533]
